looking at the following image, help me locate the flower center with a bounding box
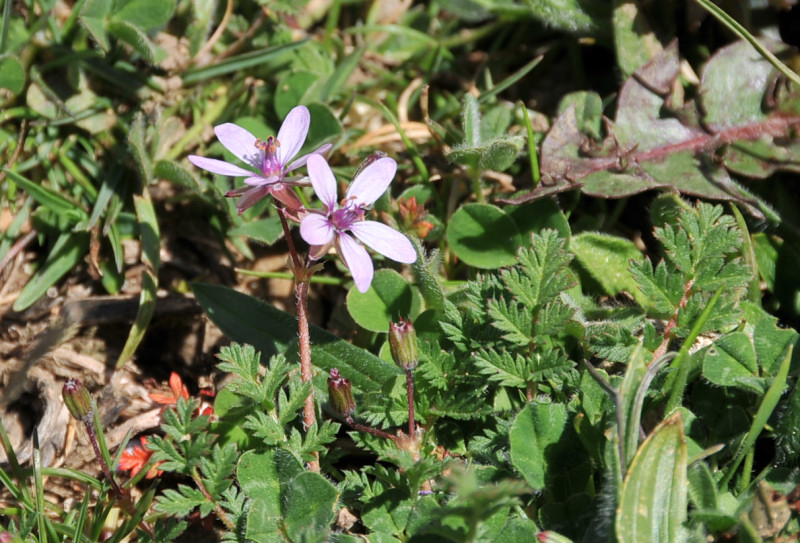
[330,198,365,231]
[255,136,282,178]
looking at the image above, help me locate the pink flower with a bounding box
[300,154,416,292]
[188,105,331,214]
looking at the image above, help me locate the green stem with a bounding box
[470,169,485,204]
[235,268,344,285]
[693,0,800,87]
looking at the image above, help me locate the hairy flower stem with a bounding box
[280,209,320,472]
[83,420,124,499]
[85,420,155,538]
[406,370,416,437]
[192,468,235,531]
[345,416,398,441]
[653,278,695,361]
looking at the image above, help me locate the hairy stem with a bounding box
[280,210,320,472]
[84,419,155,539]
[406,370,416,437]
[345,416,398,441]
[192,467,236,531]
[653,278,694,361]
[84,420,124,499]
[296,276,320,472]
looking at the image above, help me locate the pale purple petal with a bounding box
[276,106,310,167]
[214,123,261,170]
[338,234,374,293]
[188,155,255,177]
[286,143,334,173]
[307,154,338,209]
[349,221,417,263]
[244,174,279,186]
[309,240,334,260]
[346,157,397,206]
[300,213,335,247]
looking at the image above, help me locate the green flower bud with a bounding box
[327,369,356,417]
[389,318,418,371]
[62,378,94,422]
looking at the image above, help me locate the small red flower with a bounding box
[118,436,162,479]
[149,372,190,406]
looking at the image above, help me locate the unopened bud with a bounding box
[328,369,356,417]
[389,318,418,371]
[62,378,94,422]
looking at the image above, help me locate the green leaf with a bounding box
[128,113,153,184]
[321,46,365,102]
[721,344,793,488]
[700,39,782,131]
[523,0,609,34]
[154,160,202,191]
[190,283,401,392]
[612,1,664,78]
[687,462,718,510]
[114,269,157,368]
[0,55,24,93]
[620,343,649,466]
[239,450,284,541]
[283,472,339,543]
[503,229,574,308]
[753,312,799,376]
[509,401,568,490]
[274,71,323,115]
[80,0,111,50]
[133,192,160,271]
[616,412,688,543]
[557,91,603,140]
[111,0,175,29]
[702,332,763,393]
[538,43,773,218]
[4,168,87,223]
[571,232,646,307]
[13,233,90,311]
[228,216,284,246]
[462,93,481,148]
[506,198,571,242]
[346,269,420,332]
[447,203,522,269]
[182,41,307,85]
[107,20,165,64]
[305,103,342,151]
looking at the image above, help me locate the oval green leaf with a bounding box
[446,203,522,269]
[346,269,419,332]
[509,401,568,490]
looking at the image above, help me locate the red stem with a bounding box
[345,416,398,441]
[406,370,416,437]
[280,210,320,472]
[653,277,695,361]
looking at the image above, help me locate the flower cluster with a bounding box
[189,105,417,292]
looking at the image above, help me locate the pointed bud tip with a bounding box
[389,318,418,371]
[328,368,356,417]
[62,378,94,421]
